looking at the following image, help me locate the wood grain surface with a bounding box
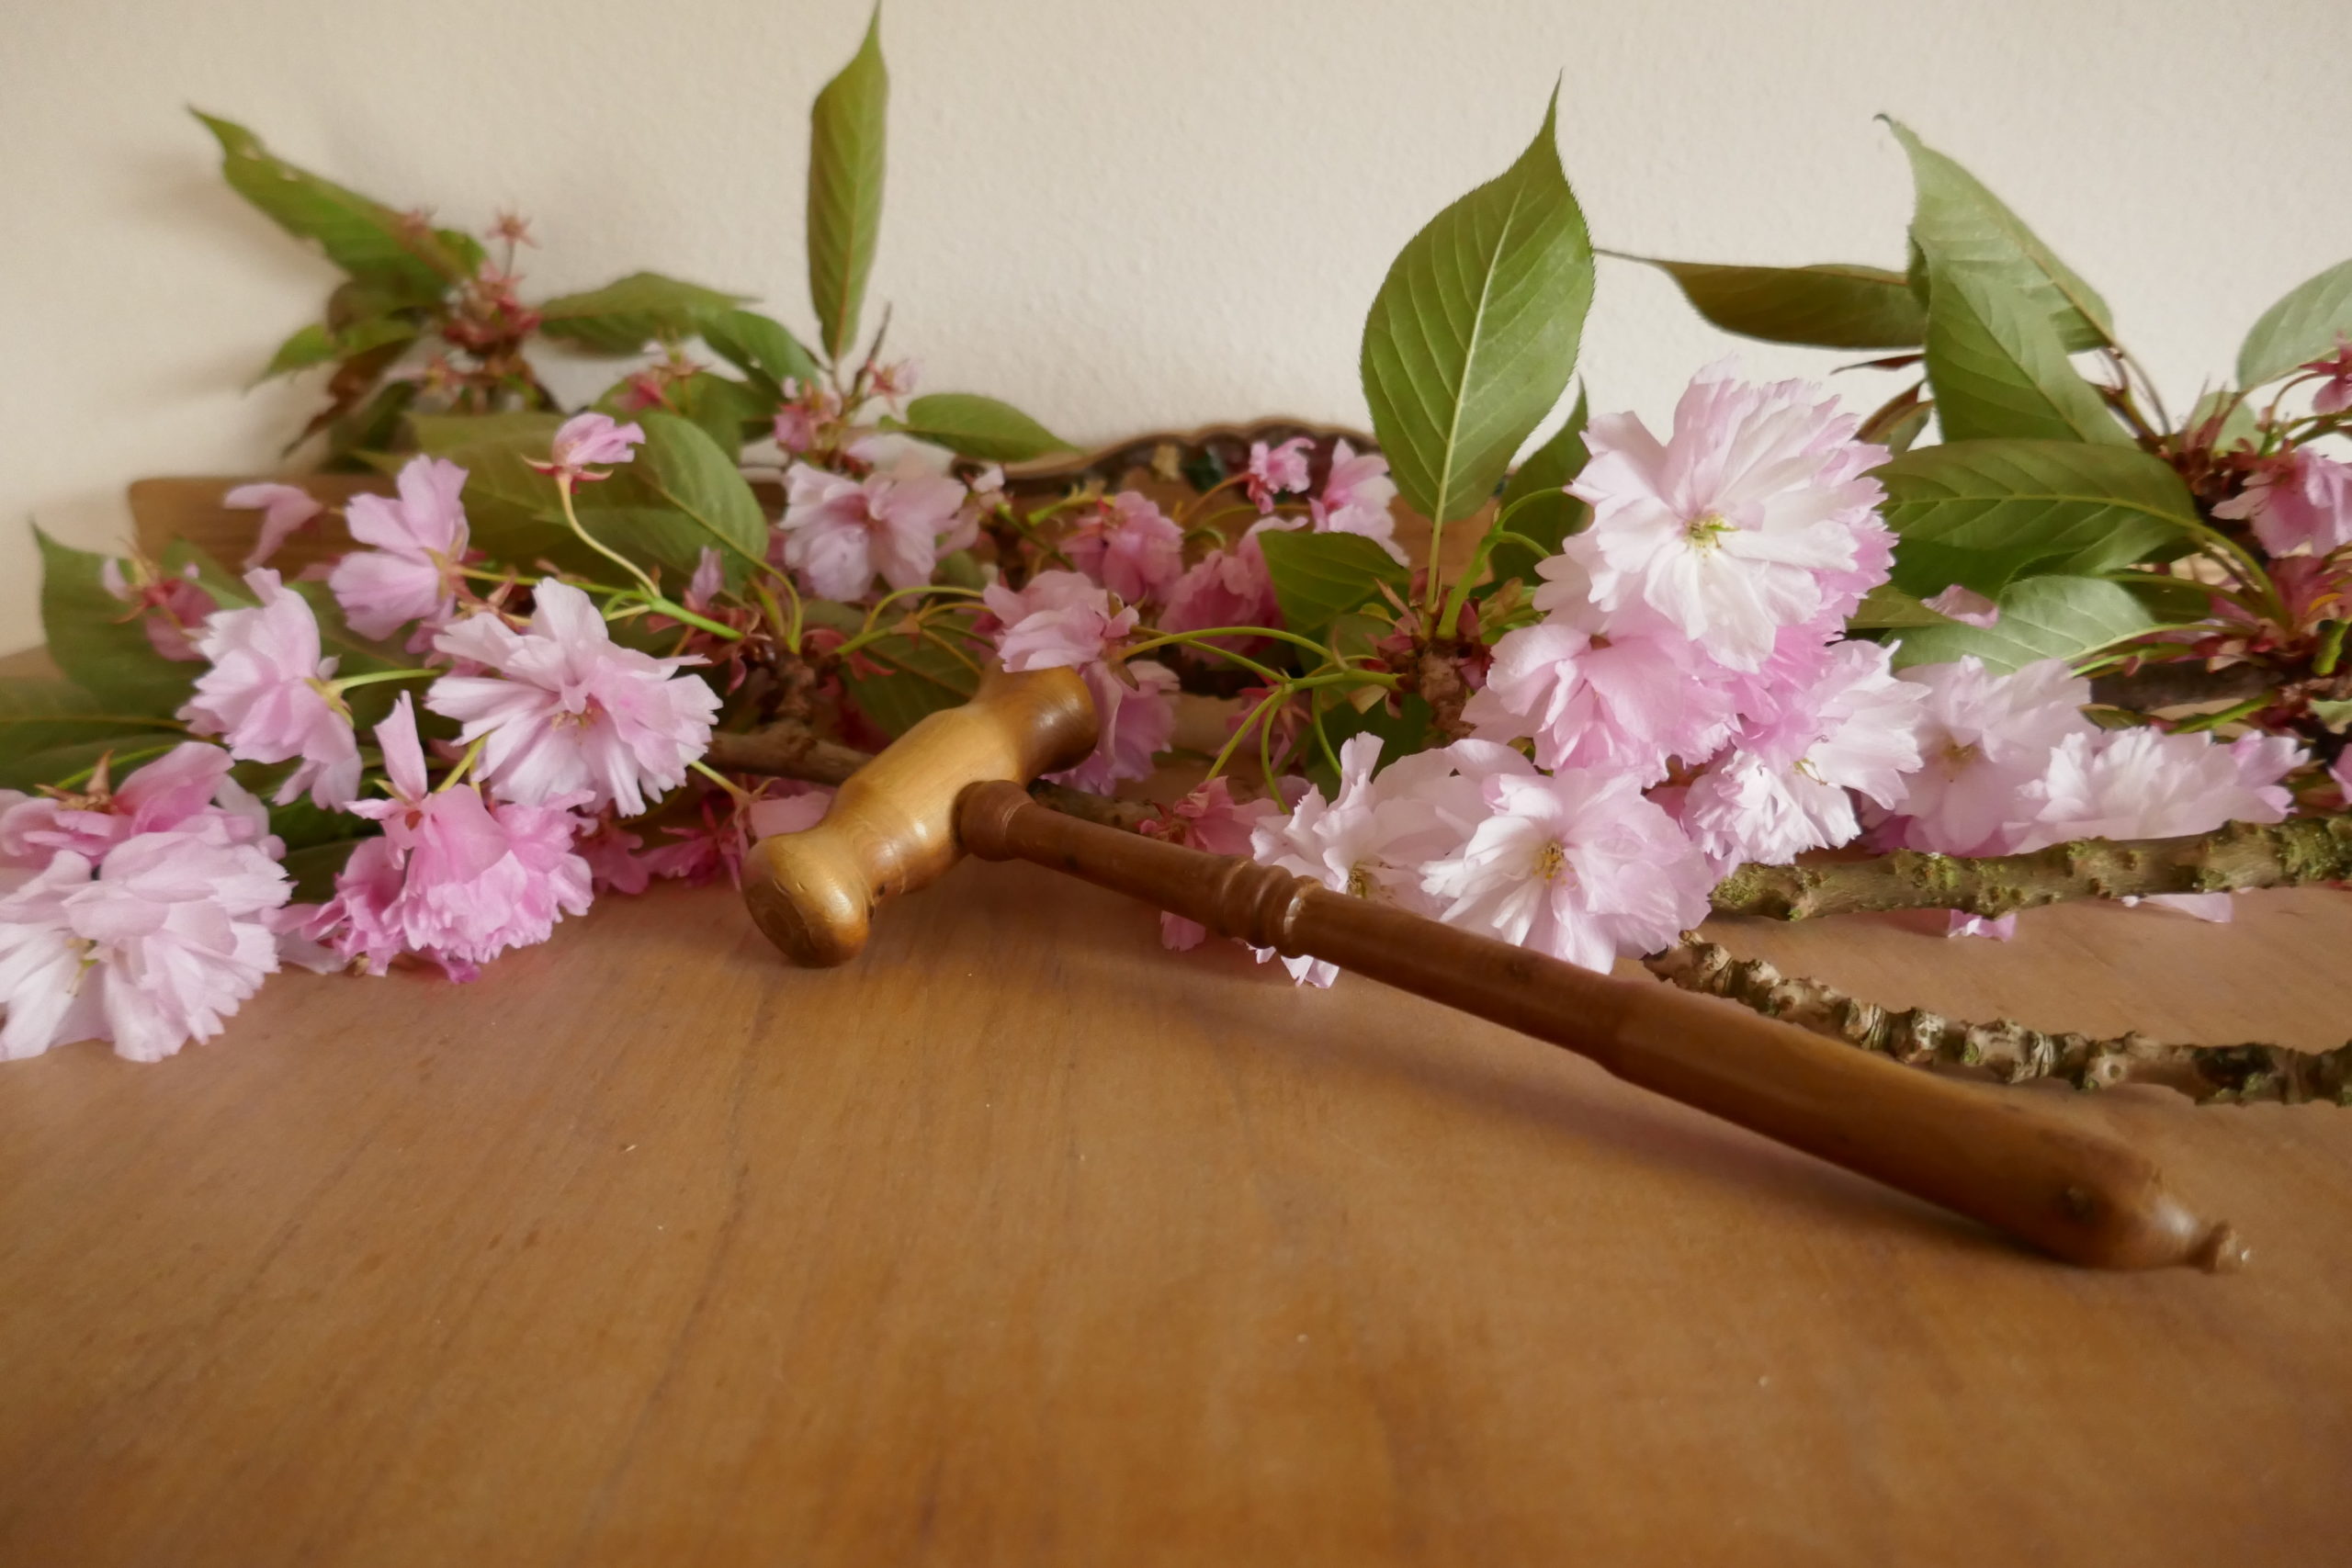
[3,863,2348,1565]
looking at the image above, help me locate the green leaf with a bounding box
[802,604,981,738]
[260,316,416,382]
[1877,439,2200,600]
[193,111,470,299]
[407,410,565,457]
[1923,263,2127,444]
[808,8,888,361]
[37,529,201,714]
[660,372,780,458]
[280,837,371,902]
[1622,257,1925,348]
[2235,257,2352,389]
[1361,91,1593,527]
[1884,118,2112,353]
[1257,528,1411,641]
[0,679,187,787]
[892,393,1075,462]
[535,271,751,355]
[1888,575,2162,672]
[701,309,823,392]
[1488,386,1590,585]
[1845,583,1959,630]
[633,412,773,573]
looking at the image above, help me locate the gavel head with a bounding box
[742,666,1099,966]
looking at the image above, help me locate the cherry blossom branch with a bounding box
[2087,660,2275,712]
[1707,815,2352,921]
[1643,935,2351,1106]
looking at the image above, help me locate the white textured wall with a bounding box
[6,0,2346,650]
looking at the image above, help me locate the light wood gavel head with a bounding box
[743,667,1099,966]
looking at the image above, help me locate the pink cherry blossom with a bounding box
[1682,639,1925,867]
[1051,660,1179,795]
[1246,436,1312,511]
[2025,727,2302,842]
[776,461,967,601]
[0,816,289,1062]
[1882,657,2098,856]
[1466,556,1736,782]
[0,743,271,876]
[180,569,362,809]
[985,570,1139,671]
[1309,440,1405,563]
[1248,735,1470,985]
[684,547,725,613]
[1564,367,1889,670]
[2212,447,2352,557]
[99,557,217,662]
[2330,747,2352,803]
[1063,492,1185,604]
[1145,777,1283,950]
[301,695,593,979]
[1419,767,1714,975]
[223,481,324,570]
[329,456,471,640]
[1160,519,1288,640]
[539,412,645,482]
[427,581,720,817]
[1922,584,2002,628]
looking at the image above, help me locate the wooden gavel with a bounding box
[744,668,2244,1272]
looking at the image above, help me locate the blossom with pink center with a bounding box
[870,358,919,408]
[1882,657,2098,857]
[537,412,645,483]
[0,816,289,1062]
[1308,439,1405,563]
[1681,639,1925,867]
[1419,768,1714,975]
[1246,436,1313,512]
[179,569,362,809]
[99,557,217,662]
[0,744,270,876]
[2024,727,2303,843]
[1467,556,1735,782]
[2212,447,2352,557]
[1248,735,1473,985]
[776,461,967,601]
[427,580,720,816]
[984,570,1139,671]
[302,695,594,979]
[1063,492,1185,604]
[1145,777,1283,951]
[1160,519,1290,640]
[1563,368,1889,670]
[328,455,471,640]
[1052,660,1179,795]
[684,547,725,614]
[223,481,325,570]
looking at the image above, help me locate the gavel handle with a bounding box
[957,780,2244,1272]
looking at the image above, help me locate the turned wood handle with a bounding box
[742,668,1098,965]
[955,780,2245,1273]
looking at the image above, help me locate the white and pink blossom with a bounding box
[1053,660,1179,795]
[2026,727,2303,843]
[1882,657,2097,857]
[0,816,289,1062]
[179,569,362,809]
[985,570,1138,671]
[1246,436,1312,512]
[99,558,217,662]
[329,456,471,640]
[538,412,645,483]
[427,581,719,817]
[2213,447,2352,558]
[1310,440,1405,563]
[1064,492,1185,604]
[1564,368,1889,670]
[776,461,967,601]
[1419,766,1714,975]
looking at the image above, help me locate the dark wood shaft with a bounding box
[956,781,2242,1272]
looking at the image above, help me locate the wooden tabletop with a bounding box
[3,851,2348,1565]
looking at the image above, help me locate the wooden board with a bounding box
[3,863,2348,1565]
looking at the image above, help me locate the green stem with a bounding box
[435,734,489,794]
[555,473,662,597]
[689,757,755,805]
[327,666,436,694]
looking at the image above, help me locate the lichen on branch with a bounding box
[1708,815,2352,922]
[1644,935,2352,1106]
